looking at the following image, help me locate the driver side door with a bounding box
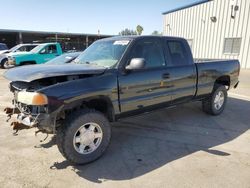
[38,44,59,64]
[118,37,173,114]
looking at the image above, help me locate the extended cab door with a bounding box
[118,37,172,114]
[164,39,197,103]
[38,44,60,64]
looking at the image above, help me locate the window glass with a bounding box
[130,39,165,68]
[0,44,8,50]
[40,45,57,54]
[27,45,37,51]
[17,46,26,52]
[223,38,241,54]
[74,39,130,67]
[167,41,189,66]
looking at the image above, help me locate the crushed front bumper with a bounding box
[5,106,56,133]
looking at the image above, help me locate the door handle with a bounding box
[162,73,170,79]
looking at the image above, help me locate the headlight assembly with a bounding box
[16,92,48,105]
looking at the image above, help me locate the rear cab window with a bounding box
[166,40,191,66]
[40,45,57,54]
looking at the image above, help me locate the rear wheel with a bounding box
[56,109,111,164]
[202,85,227,115]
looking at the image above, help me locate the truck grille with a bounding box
[15,101,48,115]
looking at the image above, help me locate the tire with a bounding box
[202,85,228,115]
[1,59,8,69]
[56,109,111,164]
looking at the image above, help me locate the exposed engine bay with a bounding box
[10,74,91,92]
[6,74,94,134]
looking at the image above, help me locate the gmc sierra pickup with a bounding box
[4,36,240,164]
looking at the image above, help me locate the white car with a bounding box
[0,44,38,68]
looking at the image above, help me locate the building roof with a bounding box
[162,0,211,15]
[0,28,112,37]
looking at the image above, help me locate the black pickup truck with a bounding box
[4,36,240,164]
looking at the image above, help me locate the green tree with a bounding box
[119,28,137,36]
[136,25,144,35]
[152,30,162,35]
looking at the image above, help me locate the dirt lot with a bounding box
[0,69,249,188]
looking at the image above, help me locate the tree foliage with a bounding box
[119,28,137,36]
[136,25,144,35]
[152,30,162,35]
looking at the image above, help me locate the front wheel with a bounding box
[202,85,228,115]
[56,109,111,164]
[1,59,10,69]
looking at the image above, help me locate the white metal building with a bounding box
[163,0,250,69]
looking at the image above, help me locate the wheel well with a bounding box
[84,98,115,122]
[1,58,7,63]
[214,76,230,89]
[62,97,115,122]
[20,61,36,65]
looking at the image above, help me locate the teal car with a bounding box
[8,43,63,66]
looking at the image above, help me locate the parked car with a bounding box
[0,44,38,68]
[7,42,63,66]
[0,43,8,54]
[4,36,240,164]
[45,52,81,65]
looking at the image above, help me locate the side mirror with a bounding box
[125,58,145,70]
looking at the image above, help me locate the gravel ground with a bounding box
[0,68,249,188]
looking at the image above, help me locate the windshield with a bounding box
[30,44,46,53]
[46,52,81,64]
[9,44,22,52]
[73,39,130,68]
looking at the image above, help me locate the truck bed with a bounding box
[195,60,240,97]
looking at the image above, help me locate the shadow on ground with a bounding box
[49,97,250,183]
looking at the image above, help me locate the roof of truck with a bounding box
[98,35,185,42]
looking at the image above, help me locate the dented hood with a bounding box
[4,63,106,82]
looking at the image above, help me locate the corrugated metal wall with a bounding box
[163,0,250,69]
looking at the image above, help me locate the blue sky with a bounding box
[1,0,197,35]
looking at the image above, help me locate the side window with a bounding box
[130,39,165,68]
[17,46,26,52]
[167,41,189,66]
[40,45,57,54]
[27,45,36,51]
[48,45,57,54]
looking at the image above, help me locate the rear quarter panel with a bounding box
[195,60,240,96]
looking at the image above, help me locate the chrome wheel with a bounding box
[73,122,103,154]
[214,91,225,110]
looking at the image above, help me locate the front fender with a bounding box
[38,71,120,114]
[15,54,37,65]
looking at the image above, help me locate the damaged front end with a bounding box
[5,81,60,134]
[5,105,40,134]
[3,63,106,135]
